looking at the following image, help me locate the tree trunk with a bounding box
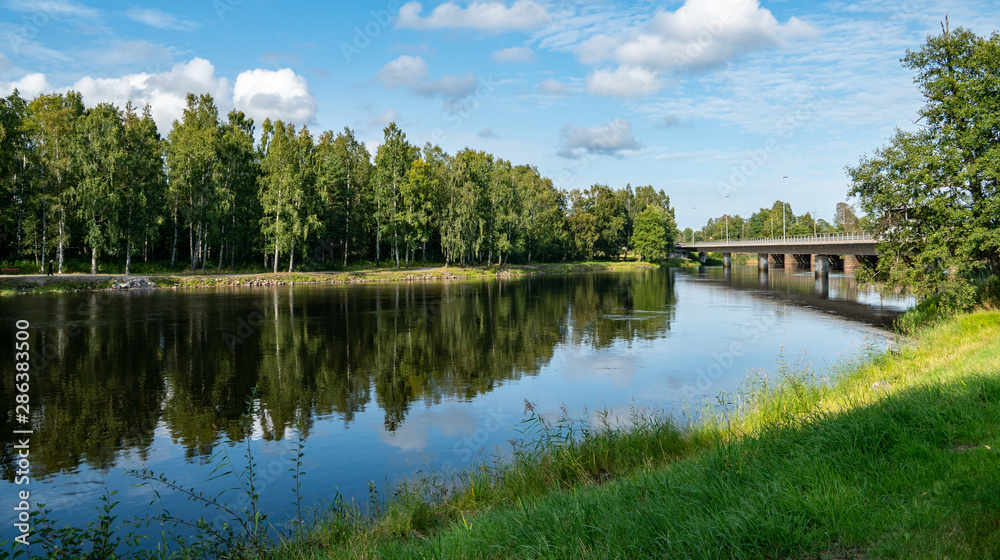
[41,199,47,272]
[125,247,132,276]
[189,222,195,270]
[198,223,206,273]
[171,219,177,268]
[57,219,64,274]
[91,246,97,274]
[273,245,279,274]
[289,244,295,273]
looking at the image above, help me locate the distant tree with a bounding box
[834,202,860,233]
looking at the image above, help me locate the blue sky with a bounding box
[2,0,999,229]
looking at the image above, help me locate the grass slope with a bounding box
[291,312,1000,559]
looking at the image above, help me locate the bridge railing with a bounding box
[678,232,876,247]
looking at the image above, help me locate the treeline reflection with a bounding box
[1,270,675,479]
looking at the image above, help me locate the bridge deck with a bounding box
[676,233,878,256]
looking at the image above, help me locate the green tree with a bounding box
[73,103,123,273]
[26,91,84,272]
[0,91,31,261]
[315,127,372,267]
[215,110,260,270]
[401,158,440,265]
[117,103,166,274]
[631,206,672,262]
[567,189,599,260]
[373,122,418,267]
[588,184,626,259]
[516,164,567,263]
[848,25,1000,308]
[259,120,317,272]
[165,94,221,271]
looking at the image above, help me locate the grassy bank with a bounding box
[279,310,1000,559]
[0,261,656,295]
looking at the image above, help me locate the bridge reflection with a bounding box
[684,265,912,329]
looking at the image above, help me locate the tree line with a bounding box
[684,200,870,243]
[0,91,678,274]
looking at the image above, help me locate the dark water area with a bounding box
[0,266,911,539]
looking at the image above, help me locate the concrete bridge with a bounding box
[674,233,878,276]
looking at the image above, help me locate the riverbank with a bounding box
[0,261,658,295]
[279,310,1000,559]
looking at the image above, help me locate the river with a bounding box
[0,266,912,541]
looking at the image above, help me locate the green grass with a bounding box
[275,310,1000,559]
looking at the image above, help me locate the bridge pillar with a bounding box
[758,253,768,272]
[699,252,707,264]
[843,254,860,272]
[814,255,830,278]
[722,252,732,268]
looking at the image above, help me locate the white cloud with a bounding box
[369,109,399,128]
[585,66,662,98]
[71,58,231,132]
[538,79,567,95]
[1,58,318,132]
[478,128,498,138]
[375,55,428,88]
[0,72,54,98]
[375,55,477,99]
[492,46,535,63]
[557,118,642,159]
[397,0,549,32]
[576,0,815,98]
[125,7,199,31]
[6,0,98,18]
[233,68,317,125]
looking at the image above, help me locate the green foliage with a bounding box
[259,119,319,272]
[73,103,123,273]
[166,94,222,272]
[848,26,1000,310]
[630,206,670,261]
